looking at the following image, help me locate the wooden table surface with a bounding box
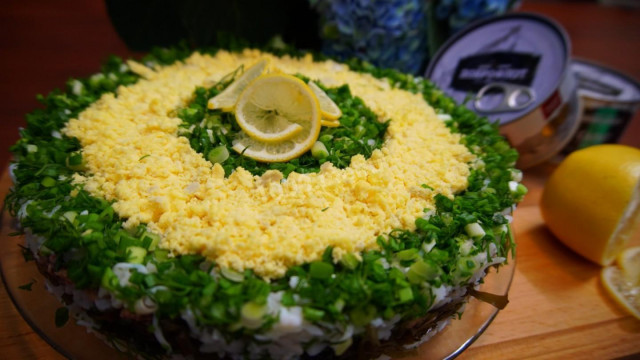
[1,1,640,359]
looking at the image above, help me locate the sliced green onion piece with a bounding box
[318,134,333,143]
[66,152,85,171]
[153,249,170,261]
[510,169,523,182]
[126,246,147,264]
[281,291,295,306]
[397,287,414,303]
[101,267,118,290]
[241,301,267,329]
[311,141,329,159]
[340,253,359,270]
[303,307,325,321]
[89,73,105,87]
[153,289,173,305]
[332,338,353,356]
[221,268,244,282]
[141,231,160,250]
[309,261,334,280]
[354,125,366,139]
[61,211,77,224]
[509,181,528,197]
[406,259,439,284]
[207,145,229,164]
[465,222,486,238]
[515,183,528,197]
[197,280,215,296]
[143,274,156,288]
[395,248,419,261]
[455,256,478,280]
[41,177,56,188]
[349,305,376,326]
[382,307,394,319]
[117,232,140,251]
[99,207,114,221]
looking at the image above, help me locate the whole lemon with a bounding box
[540,144,640,265]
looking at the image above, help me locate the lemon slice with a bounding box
[232,74,321,162]
[617,246,640,286]
[320,119,340,128]
[235,101,304,143]
[308,81,342,120]
[208,59,270,111]
[540,145,640,265]
[602,247,640,319]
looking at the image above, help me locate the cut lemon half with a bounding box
[308,81,342,120]
[232,74,321,162]
[540,145,640,266]
[208,59,270,111]
[602,247,640,319]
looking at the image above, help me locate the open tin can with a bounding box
[563,58,640,153]
[425,13,580,168]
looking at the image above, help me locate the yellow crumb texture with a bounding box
[63,50,474,279]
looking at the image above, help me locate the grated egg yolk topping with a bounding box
[63,50,474,279]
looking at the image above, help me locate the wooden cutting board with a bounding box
[1,164,639,359]
[460,163,640,359]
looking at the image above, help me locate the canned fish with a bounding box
[563,58,640,153]
[425,13,580,168]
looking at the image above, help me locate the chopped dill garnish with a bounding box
[18,244,34,262]
[55,307,69,327]
[18,280,35,291]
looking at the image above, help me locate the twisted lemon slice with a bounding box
[207,59,270,111]
[232,74,321,162]
[308,80,342,122]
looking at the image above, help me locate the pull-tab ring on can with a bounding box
[475,83,537,113]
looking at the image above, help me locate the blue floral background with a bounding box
[436,0,513,33]
[310,0,517,74]
[310,0,429,74]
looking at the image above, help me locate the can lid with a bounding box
[572,58,640,104]
[425,13,571,125]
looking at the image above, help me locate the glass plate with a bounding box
[0,208,515,360]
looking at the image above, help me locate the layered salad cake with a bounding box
[5,47,526,359]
